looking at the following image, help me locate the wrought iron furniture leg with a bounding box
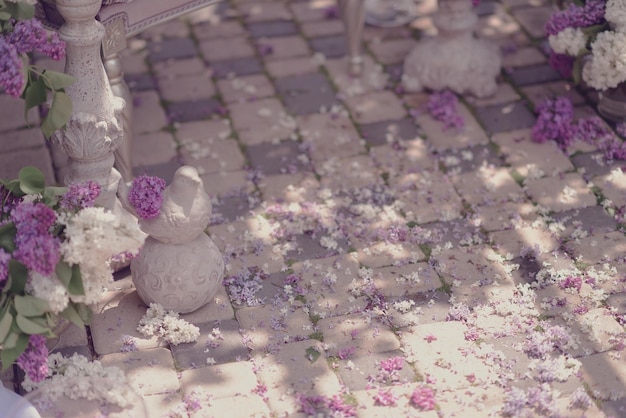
[338,0,366,76]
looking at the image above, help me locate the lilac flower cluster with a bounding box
[16,334,49,383]
[426,90,464,131]
[283,273,307,298]
[410,386,436,411]
[378,356,404,383]
[446,303,471,322]
[10,202,60,276]
[0,18,66,97]
[60,181,101,211]
[548,52,575,79]
[0,248,10,285]
[544,0,606,36]
[373,389,398,406]
[296,393,356,417]
[222,268,266,306]
[502,385,558,417]
[128,175,166,220]
[523,323,572,358]
[531,96,576,150]
[559,276,582,293]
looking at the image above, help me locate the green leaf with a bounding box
[305,346,321,363]
[55,260,72,288]
[0,311,13,344]
[3,179,24,197]
[0,333,28,371]
[2,331,18,350]
[60,303,85,328]
[41,91,72,139]
[0,11,11,20]
[23,77,47,122]
[8,260,28,294]
[4,1,34,20]
[16,314,48,334]
[18,166,45,194]
[0,221,16,252]
[68,264,84,296]
[41,70,75,91]
[75,303,92,324]
[14,295,50,317]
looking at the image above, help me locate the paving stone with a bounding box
[238,2,292,22]
[157,73,216,102]
[511,6,553,39]
[550,205,618,240]
[344,91,406,124]
[372,263,439,297]
[352,384,436,417]
[318,313,401,357]
[179,285,236,324]
[439,144,503,175]
[152,57,208,79]
[0,127,45,153]
[324,55,388,98]
[166,98,224,123]
[209,215,278,254]
[90,289,165,355]
[228,97,296,145]
[181,137,244,175]
[415,102,489,150]
[148,38,198,62]
[300,19,345,37]
[274,72,338,115]
[245,140,310,175]
[508,63,562,87]
[472,201,538,232]
[193,20,246,40]
[309,34,349,58]
[476,8,528,46]
[593,167,626,208]
[451,165,524,205]
[255,35,310,61]
[524,172,597,212]
[257,172,320,203]
[432,246,516,305]
[359,118,420,147]
[171,319,249,369]
[369,140,435,176]
[352,241,426,268]
[521,80,586,108]
[100,348,180,396]
[253,339,342,415]
[492,129,575,177]
[140,20,190,41]
[571,152,622,179]
[212,193,262,224]
[580,352,626,400]
[434,386,507,418]
[246,20,298,38]
[0,94,39,132]
[132,91,169,134]
[368,38,417,65]
[0,147,56,185]
[290,1,335,22]
[334,350,416,391]
[236,305,313,351]
[133,160,182,182]
[200,169,254,198]
[399,321,495,391]
[216,74,276,104]
[473,101,536,134]
[389,170,464,224]
[190,395,271,418]
[210,57,264,79]
[48,322,89,354]
[317,154,382,191]
[501,46,547,68]
[564,231,626,266]
[143,392,186,418]
[298,112,364,161]
[284,233,350,262]
[199,36,255,62]
[131,131,177,167]
[466,83,521,107]
[265,56,320,78]
[124,73,156,91]
[490,225,560,258]
[417,218,487,248]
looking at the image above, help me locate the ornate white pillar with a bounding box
[51,0,125,209]
[339,0,366,76]
[402,0,500,98]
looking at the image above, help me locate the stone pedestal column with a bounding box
[402,0,500,98]
[51,0,125,209]
[339,0,366,76]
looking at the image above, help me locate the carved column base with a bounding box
[131,234,224,314]
[402,35,500,98]
[598,83,626,122]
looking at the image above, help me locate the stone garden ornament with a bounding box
[402,0,501,98]
[120,166,224,314]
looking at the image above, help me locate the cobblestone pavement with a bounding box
[2,0,626,417]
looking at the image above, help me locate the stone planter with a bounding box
[597,83,626,122]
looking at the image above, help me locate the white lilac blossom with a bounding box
[606,0,626,32]
[137,303,200,345]
[27,271,69,314]
[22,353,133,408]
[548,27,588,56]
[582,31,626,90]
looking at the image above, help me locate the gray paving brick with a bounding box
[246,20,298,38]
[273,72,338,115]
[148,38,198,62]
[474,101,536,134]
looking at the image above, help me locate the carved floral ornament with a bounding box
[51,97,125,160]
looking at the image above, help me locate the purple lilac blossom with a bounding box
[60,181,101,210]
[10,202,56,236]
[531,96,576,150]
[0,248,10,285]
[327,394,357,417]
[0,37,24,98]
[544,0,606,36]
[426,90,464,130]
[616,121,626,138]
[548,51,575,79]
[16,334,49,383]
[410,386,436,411]
[373,389,398,406]
[128,175,166,220]
[13,233,61,277]
[7,19,66,60]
